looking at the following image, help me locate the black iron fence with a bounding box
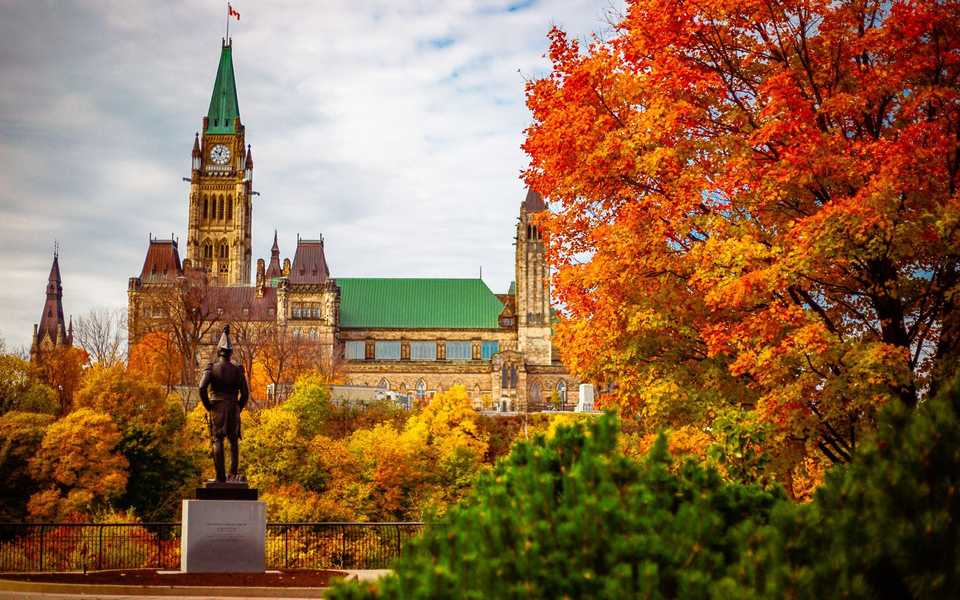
[0,522,425,572]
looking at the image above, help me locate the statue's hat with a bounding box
[217,325,233,354]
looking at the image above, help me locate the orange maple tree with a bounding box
[524,0,960,463]
[128,331,182,394]
[32,345,87,415]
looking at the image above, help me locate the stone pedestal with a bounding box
[180,498,266,572]
[196,481,259,500]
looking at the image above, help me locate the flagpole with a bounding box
[225,4,230,44]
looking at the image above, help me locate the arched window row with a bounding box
[200,194,234,222]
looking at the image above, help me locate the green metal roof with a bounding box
[507,281,516,295]
[206,43,240,134]
[337,278,504,329]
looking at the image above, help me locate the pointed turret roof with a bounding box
[139,238,183,281]
[206,41,240,134]
[523,188,546,213]
[35,251,69,347]
[265,230,283,279]
[290,236,331,284]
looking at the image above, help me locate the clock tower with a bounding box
[185,39,253,286]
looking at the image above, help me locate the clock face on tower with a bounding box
[209,144,231,165]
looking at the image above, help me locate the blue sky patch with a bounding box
[428,36,455,49]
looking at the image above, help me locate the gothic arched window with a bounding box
[557,380,567,408]
[415,379,426,400]
[218,195,225,220]
[378,378,390,390]
[226,195,233,221]
[203,195,208,220]
[529,383,541,408]
[510,366,518,389]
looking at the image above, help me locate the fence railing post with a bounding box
[97,525,103,570]
[284,526,289,568]
[38,525,45,572]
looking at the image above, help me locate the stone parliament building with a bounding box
[126,40,579,411]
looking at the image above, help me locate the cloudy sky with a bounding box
[0,0,621,351]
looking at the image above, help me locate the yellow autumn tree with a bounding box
[346,423,429,520]
[0,411,56,520]
[402,385,490,513]
[404,385,489,461]
[73,364,171,431]
[243,407,306,491]
[28,408,128,520]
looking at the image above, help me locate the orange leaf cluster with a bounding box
[524,0,960,468]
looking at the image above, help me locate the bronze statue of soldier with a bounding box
[198,325,250,483]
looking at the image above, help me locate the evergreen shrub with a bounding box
[329,374,960,599]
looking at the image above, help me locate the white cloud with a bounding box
[0,0,623,349]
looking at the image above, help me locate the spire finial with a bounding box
[53,240,59,259]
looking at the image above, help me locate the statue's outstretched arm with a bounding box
[198,364,213,410]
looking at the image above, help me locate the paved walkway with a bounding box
[0,570,391,599]
[0,592,316,600]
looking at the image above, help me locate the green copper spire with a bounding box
[206,41,240,134]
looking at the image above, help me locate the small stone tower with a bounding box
[515,189,552,365]
[31,248,73,361]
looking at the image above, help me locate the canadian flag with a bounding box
[228,3,240,20]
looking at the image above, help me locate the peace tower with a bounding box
[185,40,254,286]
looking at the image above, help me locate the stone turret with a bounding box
[515,189,552,366]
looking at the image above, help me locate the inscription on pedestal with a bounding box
[181,499,266,572]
